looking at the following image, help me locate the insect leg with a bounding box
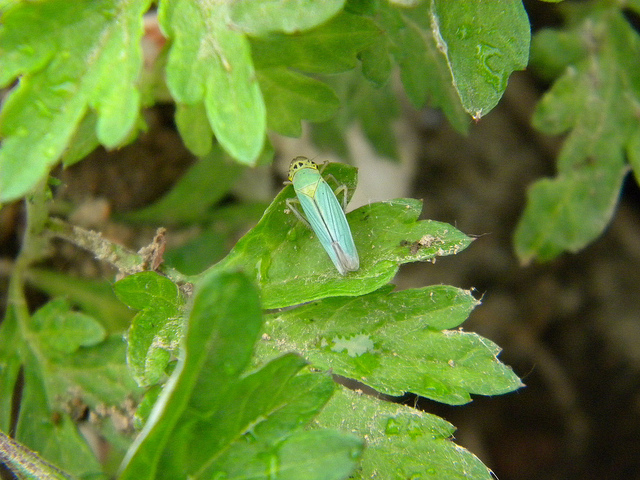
[285,197,312,229]
[322,173,351,211]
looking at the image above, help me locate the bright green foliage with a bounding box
[215,163,473,309]
[229,0,346,35]
[119,270,362,480]
[0,3,532,479]
[257,285,522,405]
[158,1,266,165]
[515,6,638,262]
[0,301,141,478]
[0,0,151,203]
[174,103,214,157]
[316,387,495,480]
[114,272,185,387]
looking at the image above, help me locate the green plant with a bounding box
[514,0,640,262]
[10,0,626,478]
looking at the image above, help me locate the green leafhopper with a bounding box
[286,156,359,275]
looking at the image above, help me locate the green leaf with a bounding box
[431,0,530,119]
[174,103,213,157]
[132,385,162,431]
[8,297,140,477]
[163,356,344,479]
[36,335,141,407]
[158,1,266,164]
[16,347,103,479]
[119,271,264,480]
[316,387,494,480]
[164,202,268,275]
[121,271,361,480]
[377,2,469,133]
[0,0,151,202]
[358,33,393,88]
[516,8,640,263]
[24,268,133,334]
[31,298,106,354]
[312,71,400,160]
[60,110,100,168]
[230,0,346,35]
[119,147,244,225]
[215,163,473,309]
[257,285,522,404]
[207,430,362,480]
[529,28,586,81]
[250,11,382,74]
[271,430,362,480]
[514,163,627,263]
[114,272,185,387]
[257,67,340,137]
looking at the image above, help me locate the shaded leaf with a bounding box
[30,298,106,354]
[0,307,23,432]
[119,148,244,225]
[258,67,340,137]
[25,268,133,334]
[516,9,640,262]
[7,298,141,477]
[15,352,102,478]
[312,71,400,160]
[250,11,382,74]
[164,202,268,275]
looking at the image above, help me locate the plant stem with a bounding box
[8,179,51,328]
[0,431,77,480]
[45,217,189,284]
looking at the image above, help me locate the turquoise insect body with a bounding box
[287,156,359,275]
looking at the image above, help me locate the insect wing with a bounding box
[313,178,359,271]
[296,177,358,274]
